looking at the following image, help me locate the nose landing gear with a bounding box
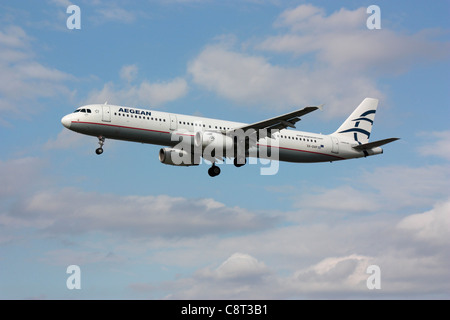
[95,136,105,155]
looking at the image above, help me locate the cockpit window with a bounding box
[73,108,91,113]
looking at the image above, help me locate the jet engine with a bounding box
[159,148,199,166]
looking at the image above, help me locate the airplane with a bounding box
[61,97,399,177]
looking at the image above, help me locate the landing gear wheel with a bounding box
[96,136,105,155]
[208,165,221,177]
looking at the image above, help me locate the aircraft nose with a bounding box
[61,115,71,129]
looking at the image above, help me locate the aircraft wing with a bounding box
[232,105,323,134]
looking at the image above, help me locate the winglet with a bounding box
[308,104,323,111]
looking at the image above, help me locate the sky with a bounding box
[0,0,449,299]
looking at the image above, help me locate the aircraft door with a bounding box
[102,106,111,122]
[331,136,339,154]
[169,114,177,131]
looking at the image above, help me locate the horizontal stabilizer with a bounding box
[352,138,400,151]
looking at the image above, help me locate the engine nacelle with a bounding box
[194,131,234,152]
[159,148,199,166]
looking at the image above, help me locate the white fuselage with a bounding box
[61,104,376,163]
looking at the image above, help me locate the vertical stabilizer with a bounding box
[332,98,378,144]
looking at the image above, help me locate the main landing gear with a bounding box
[95,136,105,155]
[207,157,247,177]
[208,163,221,177]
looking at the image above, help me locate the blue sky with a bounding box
[0,0,449,299]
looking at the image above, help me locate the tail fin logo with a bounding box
[338,109,376,143]
[332,98,378,144]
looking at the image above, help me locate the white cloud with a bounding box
[119,64,138,82]
[5,188,276,238]
[188,5,448,117]
[275,5,366,32]
[3,161,449,298]
[144,164,450,298]
[44,128,91,150]
[0,25,73,117]
[188,43,381,117]
[361,165,450,210]
[262,5,449,74]
[95,4,136,24]
[47,0,72,8]
[286,165,450,217]
[211,252,270,281]
[291,254,373,293]
[296,185,381,213]
[87,65,188,107]
[40,248,125,266]
[15,62,69,81]
[418,131,450,160]
[148,205,450,299]
[397,199,450,247]
[0,25,29,48]
[0,157,45,198]
[156,252,275,299]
